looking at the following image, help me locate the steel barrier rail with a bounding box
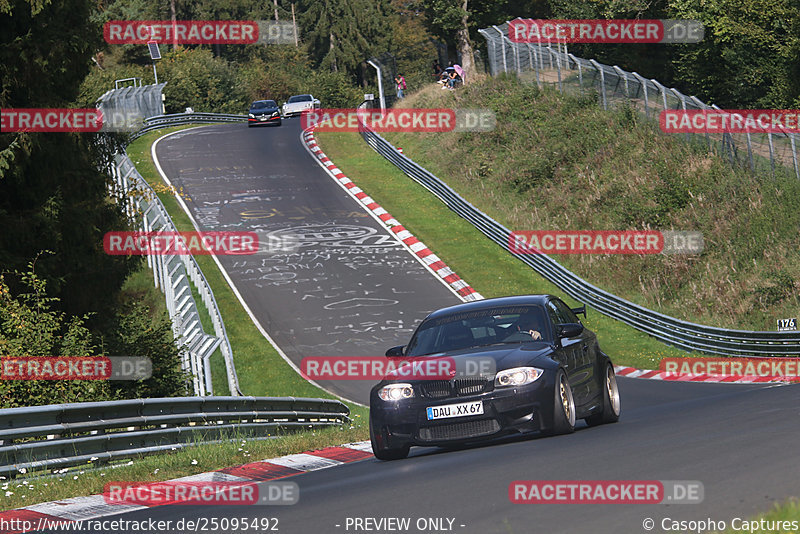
[0,397,349,476]
[354,103,800,356]
[130,113,247,140]
[106,111,249,396]
[109,152,240,397]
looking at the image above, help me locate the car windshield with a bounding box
[405,305,550,356]
[251,101,276,109]
[287,95,312,103]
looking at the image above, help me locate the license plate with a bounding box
[426,401,483,420]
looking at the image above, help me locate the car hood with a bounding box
[381,343,555,384]
[283,101,313,109]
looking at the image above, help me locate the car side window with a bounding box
[553,299,581,324]
[546,301,566,326]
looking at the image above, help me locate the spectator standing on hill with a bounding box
[395,74,406,99]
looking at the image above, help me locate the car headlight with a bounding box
[271,111,279,117]
[378,383,414,401]
[248,113,254,118]
[494,367,543,387]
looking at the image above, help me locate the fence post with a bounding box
[528,44,541,87]
[568,54,582,95]
[478,29,496,76]
[612,66,629,98]
[791,133,800,180]
[671,89,690,143]
[493,26,507,74]
[589,60,607,110]
[768,132,776,177]
[632,72,649,119]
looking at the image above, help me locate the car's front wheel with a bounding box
[370,417,409,461]
[545,369,576,435]
[585,362,620,426]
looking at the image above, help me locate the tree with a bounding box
[415,0,477,82]
[412,0,550,82]
[299,0,392,81]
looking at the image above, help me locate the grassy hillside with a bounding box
[383,76,800,331]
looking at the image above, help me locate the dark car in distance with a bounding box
[248,100,281,127]
[369,295,621,460]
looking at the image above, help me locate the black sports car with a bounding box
[248,100,282,127]
[369,295,621,460]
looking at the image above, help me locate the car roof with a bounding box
[250,100,276,106]
[423,295,554,321]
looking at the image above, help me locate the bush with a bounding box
[159,48,249,113]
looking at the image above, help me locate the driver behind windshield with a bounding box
[507,313,543,341]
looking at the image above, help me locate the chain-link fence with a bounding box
[478,22,800,181]
[96,82,167,133]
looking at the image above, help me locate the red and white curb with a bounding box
[0,441,373,533]
[614,365,794,384]
[302,128,483,303]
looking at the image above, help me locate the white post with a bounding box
[367,60,386,111]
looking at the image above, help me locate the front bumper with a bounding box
[371,374,558,449]
[248,115,281,124]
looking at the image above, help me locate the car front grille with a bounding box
[418,419,501,441]
[419,378,490,399]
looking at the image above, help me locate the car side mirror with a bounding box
[571,305,587,318]
[557,323,584,338]
[385,345,405,357]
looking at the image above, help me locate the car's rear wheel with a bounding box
[545,369,575,435]
[585,362,621,426]
[370,417,409,461]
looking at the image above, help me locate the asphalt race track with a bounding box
[151,120,463,404]
[60,119,800,534]
[43,378,799,534]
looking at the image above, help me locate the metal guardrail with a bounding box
[355,103,800,356]
[130,112,247,140]
[0,397,349,476]
[109,149,240,397]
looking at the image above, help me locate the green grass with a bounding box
[0,423,365,512]
[718,499,800,533]
[315,129,692,369]
[381,77,800,331]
